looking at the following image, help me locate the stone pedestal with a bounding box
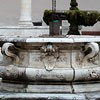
[19,0,33,27]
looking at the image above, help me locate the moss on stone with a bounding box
[43,10,100,26]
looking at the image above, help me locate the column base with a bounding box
[19,21,33,27]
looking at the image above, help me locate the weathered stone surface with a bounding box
[85,92,100,100]
[25,68,73,81]
[55,50,71,68]
[0,82,26,92]
[19,51,29,67]
[0,0,100,99]
[74,67,100,81]
[0,34,100,98]
[1,65,100,82]
[27,85,72,93]
[71,43,100,68]
[0,93,86,100]
[72,49,83,68]
[73,82,100,93]
[29,51,44,68]
[0,26,49,37]
[28,50,71,69]
[1,92,100,100]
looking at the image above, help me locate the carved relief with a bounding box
[80,42,99,66]
[41,43,58,71]
[1,43,20,64]
[42,55,57,71]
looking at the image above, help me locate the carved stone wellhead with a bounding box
[0,0,100,99]
[0,36,100,82]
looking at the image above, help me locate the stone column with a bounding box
[19,0,33,27]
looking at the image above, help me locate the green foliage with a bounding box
[43,10,100,26]
[70,0,78,10]
[98,14,100,21]
[66,10,99,26]
[43,10,55,25]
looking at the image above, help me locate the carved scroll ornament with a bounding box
[1,43,19,64]
[82,42,99,64]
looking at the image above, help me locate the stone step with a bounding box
[0,92,100,100]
